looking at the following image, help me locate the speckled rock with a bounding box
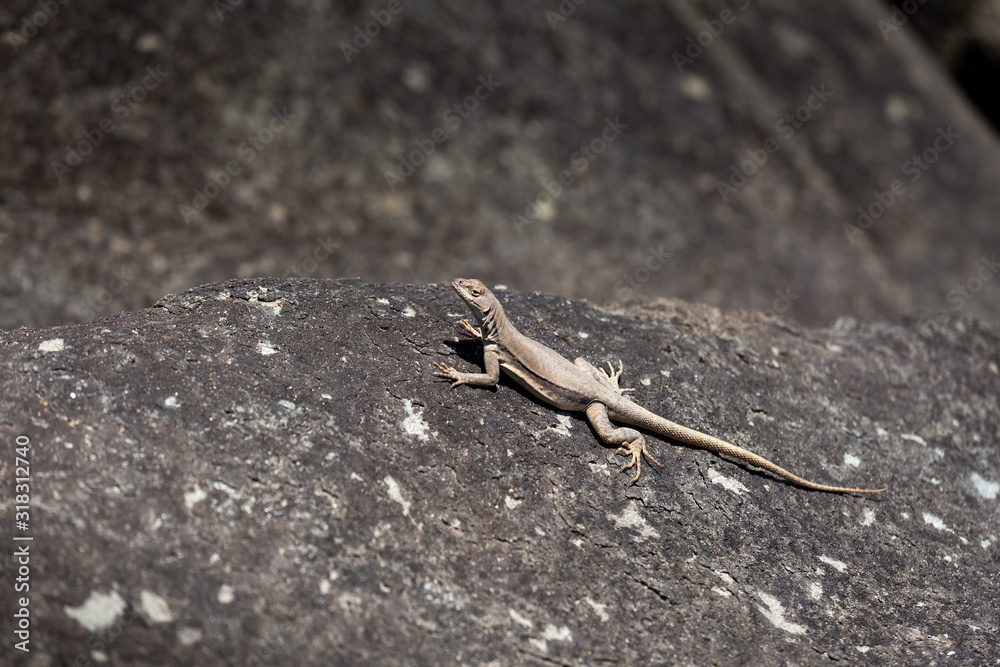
[0,278,997,665]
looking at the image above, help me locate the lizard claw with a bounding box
[617,437,663,484]
[431,361,464,388]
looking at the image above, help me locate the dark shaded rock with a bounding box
[2,0,999,331]
[891,0,1000,132]
[1,278,997,665]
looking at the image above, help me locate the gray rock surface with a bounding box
[2,0,999,331]
[1,279,997,665]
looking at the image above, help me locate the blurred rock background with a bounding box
[1,0,998,330]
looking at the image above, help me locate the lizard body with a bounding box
[432,278,884,494]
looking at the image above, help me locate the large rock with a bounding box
[1,279,997,665]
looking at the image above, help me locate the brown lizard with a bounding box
[432,278,885,494]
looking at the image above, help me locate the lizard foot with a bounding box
[457,319,483,341]
[600,360,635,394]
[617,436,663,484]
[431,361,465,388]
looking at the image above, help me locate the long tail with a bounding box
[613,402,885,494]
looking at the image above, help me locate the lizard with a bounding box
[431,278,885,494]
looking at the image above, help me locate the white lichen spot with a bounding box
[712,587,733,597]
[807,582,823,600]
[542,624,572,642]
[585,597,610,622]
[255,299,281,316]
[971,473,999,500]
[504,495,522,510]
[857,646,871,654]
[529,624,572,653]
[401,399,429,441]
[715,571,735,586]
[640,377,651,386]
[183,486,207,510]
[383,475,411,516]
[608,501,660,541]
[819,556,848,573]
[139,590,174,623]
[278,399,297,411]
[900,433,926,446]
[217,584,235,604]
[707,469,749,495]
[578,331,590,339]
[843,453,861,468]
[377,298,390,305]
[215,291,231,300]
[163,395,181,409]
[64,590,126,632]
[178,627,203,646]
[38,338,65,353]
[509,608,533,629]
[981,538,992,549]
[401,306,416,318]
[922,512,954,533]
[257,341,277,356]
[860,508,876,526]
[756,592,807,635]
[548,413,573,437]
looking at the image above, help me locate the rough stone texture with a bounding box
[1,279,998,665]
[2,0,999,331]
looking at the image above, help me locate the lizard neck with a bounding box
[478,302,516,345]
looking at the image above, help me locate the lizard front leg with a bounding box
[585,402,662,484]
[432,345,501,388]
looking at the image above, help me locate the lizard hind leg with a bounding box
[584,402,663,484]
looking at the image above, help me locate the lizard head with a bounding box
[451,278,501,325]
